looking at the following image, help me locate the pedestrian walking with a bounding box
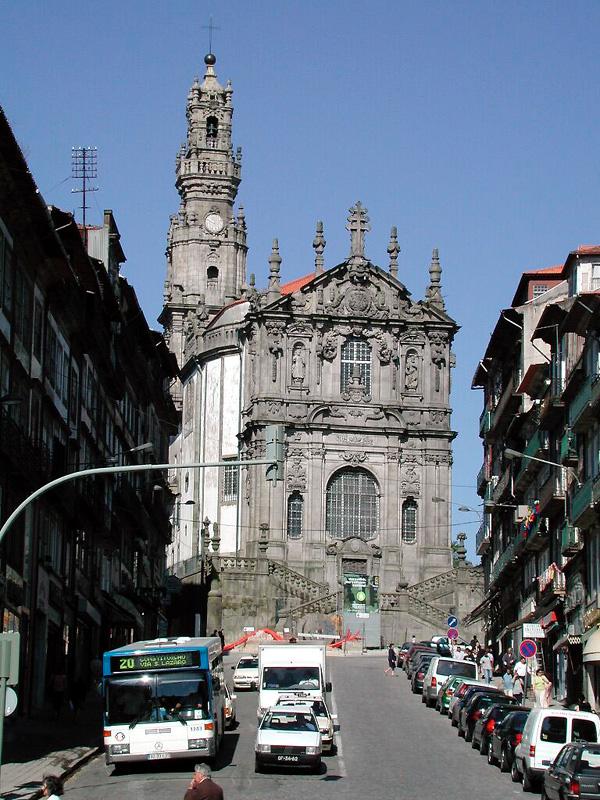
[479,650,493,683]
[512,674,524,704]
[184,764,224,800]
[42,775,63,800]
[576,694,592,712]
[384,643,397,676]
[514,656,528,697]
[502,667,514,696]
[533,669,551,707]
[502,647,516,672]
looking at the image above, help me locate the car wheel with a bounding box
[480,737,489,756]
[500,747,510,773]
[471,734,479,749]
[254,758,263,774]
[539,787,548,800]
[522,767,534,793]
[311,759,322,775]
[457,724,465,738]
[487,744,497,766]
[451,715,458,727]
[511,759,521,783]
[465,725,473,743]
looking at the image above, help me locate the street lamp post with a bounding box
[504,448,581,487]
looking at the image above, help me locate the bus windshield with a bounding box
[105,669,210,725]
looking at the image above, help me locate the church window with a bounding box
[340,338,371,394]
[287,492,303,539]
[206,116,218,148]
[402,498,417,544]
[207,266,219,289]
[222,459,238,503]
[326,468,379,540]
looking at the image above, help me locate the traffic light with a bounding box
[265,424,284,485]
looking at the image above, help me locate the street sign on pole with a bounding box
[447,628,459,640]
[447,615,459,629]
[520,639,537,659]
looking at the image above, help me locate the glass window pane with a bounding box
[326,469,378,540]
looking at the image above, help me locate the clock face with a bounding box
[205,213,224,234]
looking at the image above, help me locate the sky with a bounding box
[3,0,600,562]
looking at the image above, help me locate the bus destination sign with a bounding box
[111,650,201,673]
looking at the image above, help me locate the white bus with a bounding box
[102,636,225,765]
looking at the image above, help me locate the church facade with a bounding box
[161,55,482,643]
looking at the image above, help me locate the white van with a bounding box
[422,656,477,707]
[513,708,600,791]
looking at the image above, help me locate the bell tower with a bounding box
[160,53,247,368]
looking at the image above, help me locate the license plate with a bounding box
[148,753,171,760]
[277,755,299,762]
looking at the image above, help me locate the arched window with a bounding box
[207,266,219,289]
[287,492,303,539]
[402,498,417,544]
[326,468,379,540]
[340,338,371,394]
[206,116,218,147]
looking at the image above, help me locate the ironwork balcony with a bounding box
[537,470,565,517]
[479,408,493,437]
[571,479,594,528]
[476,517,491,555]
[539,394,564,429]
[561,521,583,556]
[538,563,566,598]
[559,431,578,466]
[477,463,488,493]
[490,535,526,584]
[569,375,594,430]
[488,375,522,437]
[523,429,550,460]
[492,467,511,504]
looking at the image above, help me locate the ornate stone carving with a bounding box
[403,409,421,426]
[266,400,283,417]
[335,434,373,444]
[401,464,421,496]
[287,454,307,492]
[325,541,340,556]
[290,343,306,385]
[318,330,338,361]
[404,350,419,392]
[428,409,447,427]
[341,451,368,466]
[287,321,312,337]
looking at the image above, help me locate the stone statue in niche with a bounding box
[404,351,419,391]
[291,345,306,385]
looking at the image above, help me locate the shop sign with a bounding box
[523,623,545,639]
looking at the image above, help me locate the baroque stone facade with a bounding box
[162,54,481,642]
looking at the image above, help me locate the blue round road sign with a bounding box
[520,639,537,659]
[447,615,459,628]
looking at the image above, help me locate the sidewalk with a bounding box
[0,691,103,800]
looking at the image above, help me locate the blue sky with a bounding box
[3,1,600,560]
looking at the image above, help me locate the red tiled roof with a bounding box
[281,273,315,295]
[523,265,564,276]
[575,245,600,255]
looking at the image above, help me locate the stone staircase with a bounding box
[406,569,458,602]
[279,591,339,621]
[268,559,329,605]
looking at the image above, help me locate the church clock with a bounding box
[205,212,224,234]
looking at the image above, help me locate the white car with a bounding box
[224,682,237,728]
[232,655,259,690]
[275,693,335,752]
[255,704,322,773]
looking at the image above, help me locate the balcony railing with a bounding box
[571,479,594,528]
[538,563,566,597]
[492,467,510,504]
[476,517,491,555]
[490,535,525,584]
[523,429,550,460]
[569,375,594,430]
[479,408,492,437]
[477,463,488,493]
[559,431,578,465]
[561,521,583,556]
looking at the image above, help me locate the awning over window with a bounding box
[553,634,582,651]
[583,629,600,663]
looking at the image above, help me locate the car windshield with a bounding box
[580,748,600,770]
[105,670,210,725]
[237,658,258,669]
[262,667,320,690]
[262,712,318,732]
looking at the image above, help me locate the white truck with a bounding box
[257,642,332,719]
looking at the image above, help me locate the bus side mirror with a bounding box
[325,681,332,693]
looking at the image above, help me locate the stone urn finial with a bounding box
[212,522,220,553]
[258,523,269,555]
[456,532,468,563]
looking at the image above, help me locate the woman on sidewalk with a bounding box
[533,669,551,707]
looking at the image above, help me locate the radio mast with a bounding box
[71,147,98,248]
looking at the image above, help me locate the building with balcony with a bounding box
[0,107,178,712]
[470,250,600,706]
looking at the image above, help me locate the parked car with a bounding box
[472,702,528,755]
[438,677,488,715]
[542,741,600,800]
[232,655,259,690]
[275,694,335,753]
[396,642,412,666]
[488,709,530,771]
[459,691,519,742]
[513,708,600,792]
[451,684,504,727]
[422,656,478,708]
[255,704,322,773]
[412,655,435,694]
[224,682,237,728]
[403,645,435,676]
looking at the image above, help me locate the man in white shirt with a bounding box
[514,656,528,697]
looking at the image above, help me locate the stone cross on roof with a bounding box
[346,202,370,258]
